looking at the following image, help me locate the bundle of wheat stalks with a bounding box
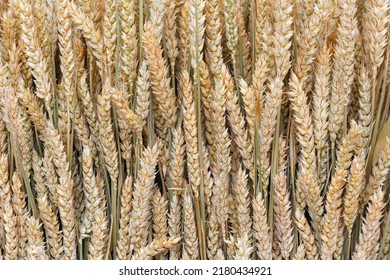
[0,0,389,261]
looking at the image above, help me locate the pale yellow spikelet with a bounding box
[294,207,319,260]
[88,206,109,260]
[329,0,358,143]
[129,144,159,254]
[312,43,331,187]
[16,0,54,113]
[232,167,251,241]
[222,65,254,178]
[116,176,133,260]
[3,196,19,260]
[293,244,306,260]
[321,122,362,259]
[344,146,366,234]
[205,0,223,77]
[44,122,77,260]
[25,215,48,260]
[273,171,294,259]
[182,189,199,260]
[361,137,390,210]
[234,233,253,260]
[132,237,181,260]
[353,188,386,260]
[33,151,63,260]
[288,72,323,227]
[252,194,272,260]
[143,21,177,129]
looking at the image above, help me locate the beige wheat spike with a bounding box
[222,0,238,68]
[329,0,358,144]
[68,1,104,73]
[168,128,185,259]
[362,0,390,80]
[103,0,117,78]
[88,206,109,260]
[252,52,268,114]
[80,145,101,236]
[152,189,169,259]
[234,234,253,260]
[199,61,214,159]
[182,189,199,260]
[97,83,119,194]
[321,122,362,259]
[222,65,254,178]
[33,151,63,260]
[215,249,225,260]
[294,0,330,88]
[381,212,390,258]
[132,237,181,260]
[3,196,19,260]
[119,0,137,99]
[45,0,58,53]
[312,43,331,187]
[71,99,98,169]
[14,82,48,138]
[270,0,293,78]
[0,9,16,64]
[44,122,77,260]
[207,204,220,260]
[111,89,139,164]
[164,0,179,72]
[168,192,182,260]
[72,158,84,226]
[210,78,230,228]
[228,194,239,238]
[189,0,206,70]
[259,76,284,196]
[0,153,8,247]
[293,244,306,260]
[143,21,177,129]
[0,113,7,154]
[10,173,27,259]
[344,146,366,234]
[273,171,294,260]
[357,65,372,148]
[255,0,272,66]
[1,87,33,179]
[169,127,186,194]
[134,61,150,127]
[205,0,224,77]
[0,153,9,195]
[294,207,319,260]
[252,194,272,260]
[232,167,251,241]
[239,79,255,141]
[288,72,323,230]
[129,144,159,254]
[42,151,59,209]
[177,0,190,71]
[15,0,54,113]
[78,73,99,150]
[236,7,251,81]
[111,89,142,132]
[353,188,386,260]
[57,0,76,104]
[201,116,214,208]
[25,216,48,260]
[181,70,201,197]
[116,176,133,260]
[361,137,390,210]
[149,0,168,41]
